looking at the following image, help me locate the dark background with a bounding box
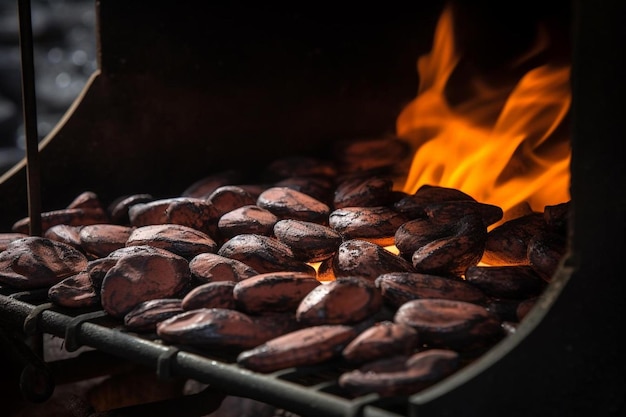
[0,0,96,174]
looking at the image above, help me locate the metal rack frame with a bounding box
[0,289,410,417]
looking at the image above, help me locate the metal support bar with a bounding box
[17,0,42,237]
[0,295,404,417]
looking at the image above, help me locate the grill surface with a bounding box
[0,287,411,417]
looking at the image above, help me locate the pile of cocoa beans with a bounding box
[0,136,569,398]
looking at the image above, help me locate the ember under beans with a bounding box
[0,136,570,398]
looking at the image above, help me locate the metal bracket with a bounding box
[64,310,109,352]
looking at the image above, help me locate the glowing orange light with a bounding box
[396,5,571,214]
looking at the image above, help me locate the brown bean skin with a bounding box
[12,207,110,235]
[181,169,245,199]
[338,349,460,397]
[394,184,475,218]
[0,232,30,252]
[411,215,487,276]
[375,272,488,308]
[236,324,358,373]
[217,234,316,275]
[79,224,134,258]
[273,219,342,262]
[257,187,330,224]
[0,237,89,290]
[394,299,504,354]
[100,250,191,318]
[329,206,410,246]
[44,225,84,251]
[205,185,257,218]
[333,175,395,209]
[48,271,100,309]
[181,281,237,310]
[188,252,258,283]
[233,272,321,314]
[67,191,105,211]
[482,212,545,265]
[332,136,411,174]
[425,200,503,228]
[217,205,278,239]
[394,218,454,260]
[157,308,301,350]
[129,197,219,238]
[126,224,218,260]
[465,265,547,299]
[332,239,415,281]
[108,194,154,225]
[274,176,335,205]
[527,230,568,282]
[124,298,184,332]
[342,321,419,364]
[296,276,383,325]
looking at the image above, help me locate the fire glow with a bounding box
[396,5,571,214]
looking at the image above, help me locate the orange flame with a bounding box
[396,5,571,213]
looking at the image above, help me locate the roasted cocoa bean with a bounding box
[274,176,335,205]
[236,324,358,373]
[342,321,419,364]
[0,237,88,289]
[233,271,321,314]
[217,233,316,275]
[482,212,545,265]
[86,257,118,288]
[108,194,154,225]
[205,185,257,218]
[188,252,258,283]
[332,239,415,281]
[329,206,410,246]
[12,207,110,235]
[394,298,504,354]
[296,276,383,325]
[124,298,184,332]
[332,136,411,174]
[217,205,278,239]
[257,187,330,224]
[126,224,217,260]
[273,219,342,262]
[181,281,237,310]
[48,270,99,309]
[67,191,105,211]
[543,200,571,232]
[333,175,395,209]
[394,218,454,260]
[100,249,191,318]
[129,197,219,238]
[78,224,134,258]
[157,308,300,350]
[181,170,245,199]
[425,200,503,227]
[527,230,568,282]
[0,233,29,252]
[43,225,84,251]
[394,184,475,218]
[411,214,487,276]
[375,272,488,307]
[465,265,547,299]
[338,349,459,397]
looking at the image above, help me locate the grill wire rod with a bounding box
[0,293,407,417]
